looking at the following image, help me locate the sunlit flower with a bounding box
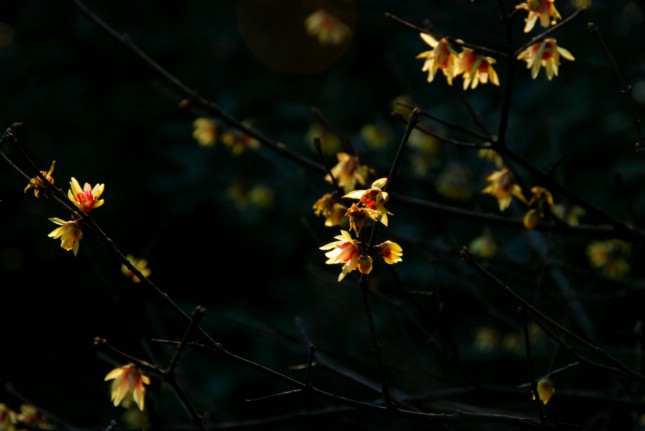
[313,193,348,227]
[416,33,460,85]
[517,38,575,80]
[374,240,403,264]
[104,364,151,411]
[68,177,105,213]
[48,218,83,256]
[16,404,52,429]
[192,117,218,147]
[515,0,562,33]
[343,178,392,226]
[220,128,260,156]
[532,378,555,405]
[325,152,370,194]
[358,253,373,275]
[360,123,393,150]
[320,229,361,282]
[523,186,554,229]
[121,255,152,283]
[0,403,17,431]
[436,163,473,201]
[24,160,55,198]
[305,9,352,46]
[586,239,631,279]
[482,168,526,211]
[456,47,500,90]
[469,231,497,258]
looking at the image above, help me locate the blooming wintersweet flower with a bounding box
[48,218,83,256]
[68,177,105,213]
[517,38,574,80]
[515,0,562,33]
[193,117,218,147]
[24,160,56,198]
[552,203,585,225]
[586,239,631,279]
[313,193,348,227]
[374,240,403,265]
[523,186,554,229]
[325,152,370,194]
[305,8,352,46]
[416,33,460,85]
[320,229,361,282]
[16,404,51,429]
[220,128,260,156]
[121,255,152,283]
[104,364,151,411]
[532,378,555,405]
[343,178,392,226]
[0,403,17,431]
[482,168,526,211]
[456,48,500,90]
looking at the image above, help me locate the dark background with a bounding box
[1,1,645,429]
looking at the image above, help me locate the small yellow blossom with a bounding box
[305,9,352,46]
[517,38,575,80]
[532,378,555,405]
[456,47,500,90]
[121,255,152,283]
[586,239,631,279]
[416,33,460,85]
[478,148,504,168]
[374,240,403,264]
[358,253,373,275]
[343,178,392,227]
[192,117,218,147]
[473,326,500,351]
[482,168,526,211]
[247,185,274,209]
[16,404,52,429]
[104,364,151,411]
[24,160,55,198]
[320,229,361,282]
[515,0,562,33]
[48,218,83,256]
[345,203,369,235]
[325,152,370,194]
[220,128,260,156]
[522,186,554,229]
[68,177,105,213]
[469,231,497,258]
[552,203,585,225]
[0,403,17,431]
[313,193,347,227]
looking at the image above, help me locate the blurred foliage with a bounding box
[1,0,645,429]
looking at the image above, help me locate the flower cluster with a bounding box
[304,8,352,46]
[416,0,574,86]
[192,117,260,155]
[121,254,152,283]
[0,403,52,431]
[316,169,403,282]
[24,165,105,256]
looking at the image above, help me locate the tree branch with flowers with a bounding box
[1,0,645,430]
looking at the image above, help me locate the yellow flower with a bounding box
[552,203,585,225]
[374,240,403,265]
[517,38,575,80]
[515,0,562,33]
[416,33,460,85]
[104,364,151,411]
[313,193,348,227]
[532,378,555,405]
[522,186,554,229]
[121,255,152,283]
[16,404,52,429]
[325,152,370,194]
[456,47,500,90]
[586,239,631,279]
[192,117,218,147]
[343,178,392,227]
[24,160,55,198]
[68,177,105,213]
[220,128,260,156]
[48,218,83,256]
[0,403,17,431]
[482,168,526,211]
[469,232,497,258]
[320,229,361,282]
[304,9,352,46]
[478,148,504,168]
